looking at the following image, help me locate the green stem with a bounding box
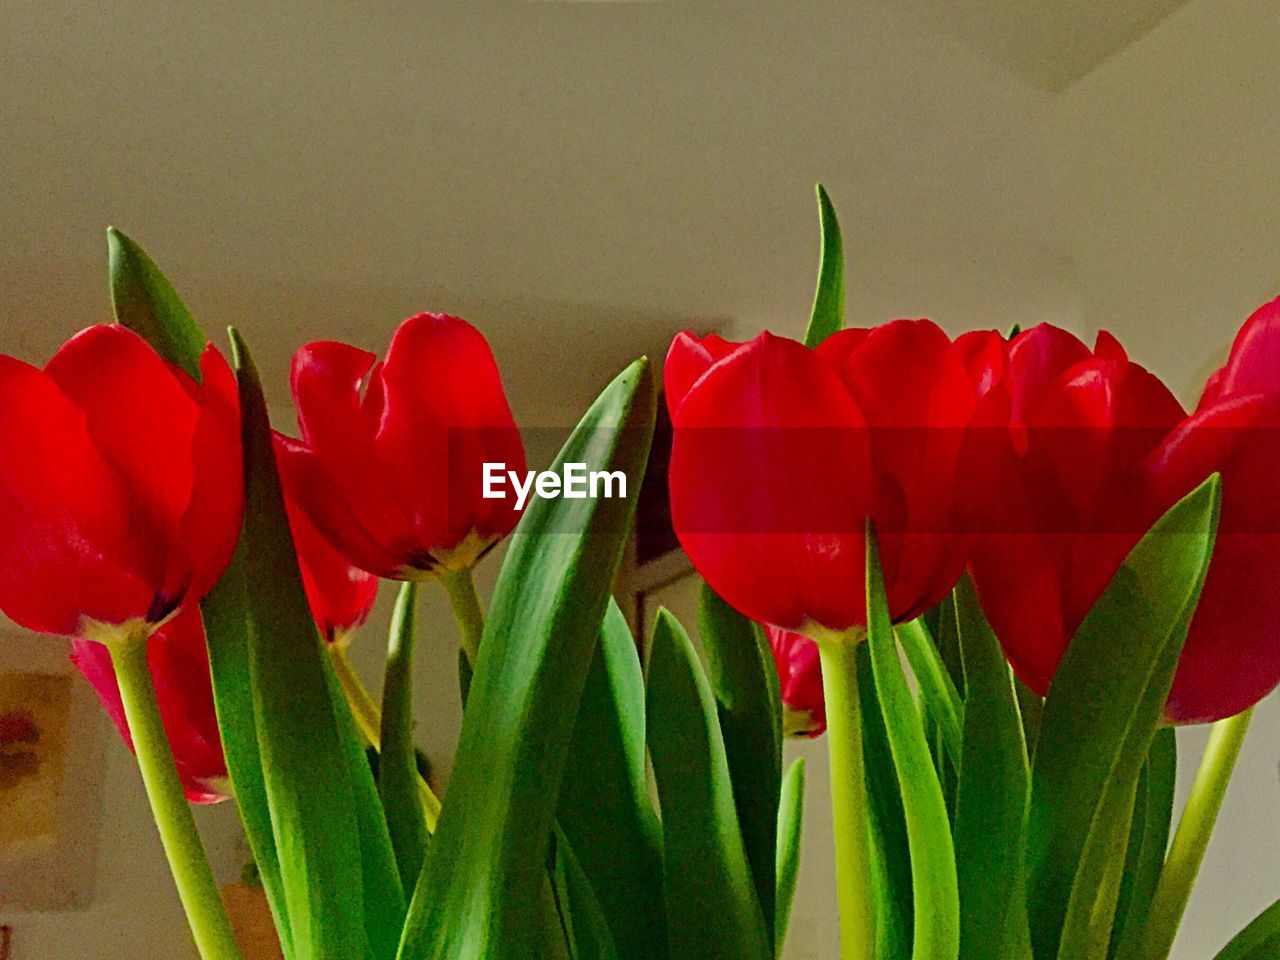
[328,641,442,831]
[816,633,877,960]
[1129,708,1254,960]
[330,643,383,748]
[107,629,244,960]
[442,569,485,665]
[381,581,429,891]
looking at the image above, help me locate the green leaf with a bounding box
[866,526,960,960]
[202,546,294,960]
[1014,677,1045,763]
[952,577,1030,960]
[457,647,473,706]
[1213,899,1280,960]
[698,584,783,944]
[318,645,411,960]
[379,581,429,893]
[228,329,404,960]
[557,601,667,960]
[112,241,403,959]
[1026,475,1221,960]
[775,758,806,958]
[935,722,960,824]
[1110,728,1176,960]
[107,228,207,381]
[397,358,656,960]
[920,596,964,821]
[537,869,575,960]
[646,609,772,960]
[924,593,965,701]
[897,618,963,768]
[547,827,623,960]
[858,641,914,960]
[803,184,845,348]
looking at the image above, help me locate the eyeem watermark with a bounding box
[483,462,627,511]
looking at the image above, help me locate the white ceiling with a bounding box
[1,0,1277,425]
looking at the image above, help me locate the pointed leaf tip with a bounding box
[106,227,207,382]
[227,326,248,366]
[804,186,845,349]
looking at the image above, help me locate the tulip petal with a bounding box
[825,320,975,619]
[44,325,201,561]
[1213,298,1280,401]
[147,609,230,801]
[1007,324,1091,419]
[0,355,153,634]
[275,434,407,578]
[180,345,244,600]
[373,313,525,553]
[953,329,1009,398]
[809,326,870,372]
[765,625,825,735]
[1148,395,1280,722]
[1197,366,1226,410]
[1021,358,1182,533]
[663,331,737,418]
[289,340,416,568]
[1093,330,1128,363]
[69,638,129,744]
[669,332,872,630]
[285,490,379,641]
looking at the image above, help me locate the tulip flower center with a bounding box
[145,591,179,625]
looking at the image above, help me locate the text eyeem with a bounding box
[482,462,628,511]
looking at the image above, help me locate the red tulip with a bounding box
[280,479,379,644]
[276,313,525,580]
[1144,299,1280,722]
[964,324,1187,696]
[765,624,826,736]
[0,325,242,638]
[665,320,977,633]
[71,608,229,803]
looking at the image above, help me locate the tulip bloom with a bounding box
[282,481,379,644]
[665,320,977,633]
[765,624,826,736]
[963,324,1189,698]
[0,325,242,639]
[71,608,229,803]
[276,313,525,580]
[1144,299,1280,722]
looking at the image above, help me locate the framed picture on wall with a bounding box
[0,625,107,910]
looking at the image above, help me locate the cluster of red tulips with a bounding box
[667,305,1280,733]
[1,195,1277,960]
[1,311,525,803]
